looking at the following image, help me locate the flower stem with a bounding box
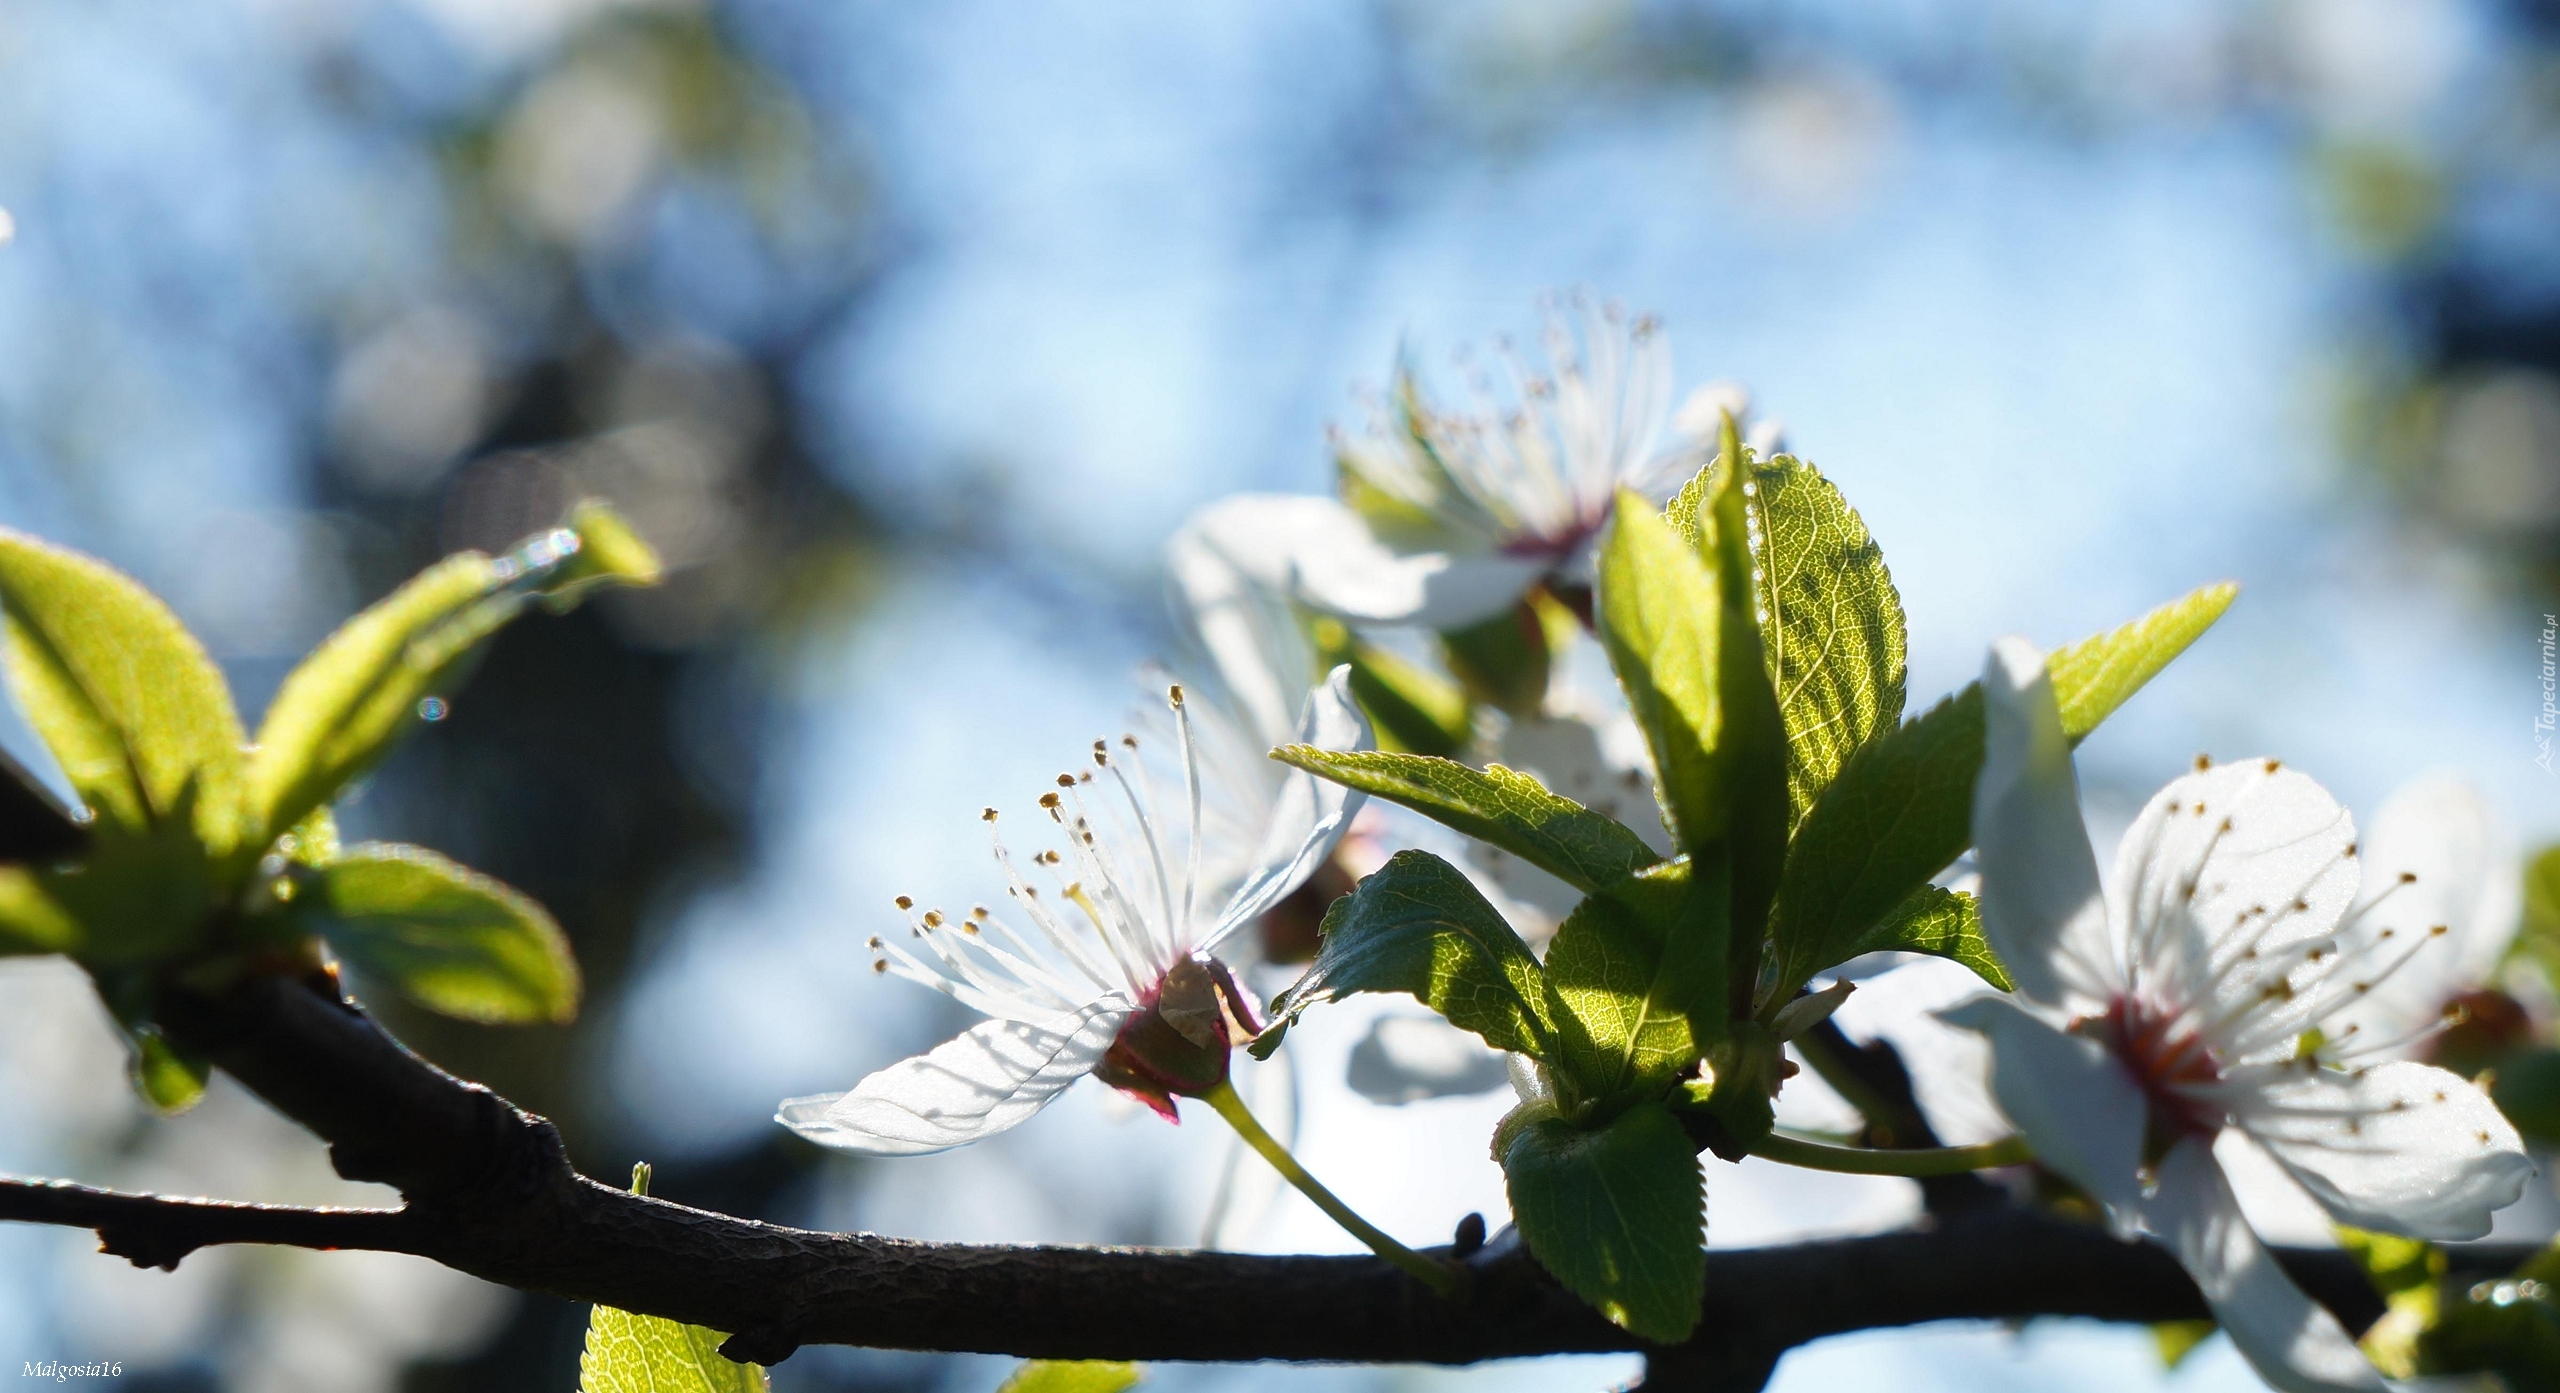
[1750,1129,2033,1177]
[1199,1080,1464,1301]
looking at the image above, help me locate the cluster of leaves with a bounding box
[0,502,661,1109]
[1255,424,2234,1342]
[2345,1227,2560,1388]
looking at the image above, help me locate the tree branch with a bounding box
[0,971,2529,1380]
[0,1177,413,1271]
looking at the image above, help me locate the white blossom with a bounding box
[1941,636,2533,1393]
[778,668,1371,1156]
[1184,294,1770,631]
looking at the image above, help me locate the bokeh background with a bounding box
[1,0,2557,1389]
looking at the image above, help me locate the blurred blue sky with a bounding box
[1,1,2554,1390]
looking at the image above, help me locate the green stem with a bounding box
[1751,1129,2034,1177]
[1200,1080,1463,1301]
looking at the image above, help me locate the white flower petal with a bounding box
[1973,637,2114,1008]
[779,996,1137,1157]
[1167,507,1320,751]
[1936,994,2146,1216]
[1199,665,1371,954]
[1306,547,1547,630]
[1191,492,1543,628]
[2234,1059,2534,1241]
[2143,1138,2385,1393]
[2327,774,2517,1050]
[2110,758,2359,1048]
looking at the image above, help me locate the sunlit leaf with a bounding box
[0,866,79,955]
[1675,453,1907,827]
[249,507,663,851]
[41,821,214,966]
[2042,582,2237,738]
[247,553,508,849]
[1257,849,1562,1061]
[1686,429,1793,973]
[995,1361,1142,1393]
[1767,885,2010,1006]
[1595,491,1727,852]
[1501,1101,1703,1344]
[1544,858,1725,1104]
[285,844,579,1024]
[0,529,247,852]
[1270,748,1660,895]
[1602,463,1788,994]
[548,497,666,605]
[89,969,211,1113]
[127,1026,210,1114]
[2151,1320,2218,1370]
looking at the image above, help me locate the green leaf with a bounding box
[1346,641,1472,757]
[1873,887,2010,991]
[1501,1101,1704,1343]
[1763,585,2235,999]
[549,498,666,605]
[2151,1321,2218,1370]
[2339,1227,2442,1299]
[1258,849,1560,1061]
[1596,492,1728,852]
[1440,593,1571,716]
[1761,691,1976,1008]
[996,1362,1142,1393]
[1762,687,1982,1003]
[248,509,665,850]
[0,529,247,853]
[0,866,79,954]
[1845,886,2009,993]
[1689,429,1794,980]
[2043,582,2237,739]
[1677,454,1908,827]
[247,553,509,850]
[578,1308,767,1393]
[87,969,212,1112]
[1271,747,1661,895]
[579,1166,768,1393]
[285,844,579,1024]
[41,821,214,966]
[1544,858,1725,1104]
[2335,1226,2446,1381]
[128,1026,211,1113]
